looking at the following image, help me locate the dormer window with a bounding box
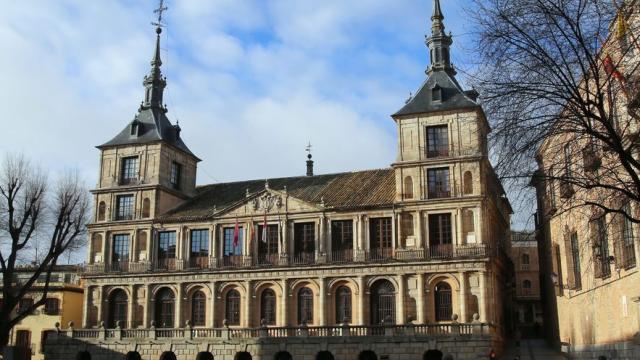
[432,85,442,102]
[130,122,139,137]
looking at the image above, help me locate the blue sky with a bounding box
[0,1,532,229]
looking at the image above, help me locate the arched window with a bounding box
[522,253,530,267]
[226,289,241,325]
[316,351,335,360]
[434,282,452,322]
[191,290,206,326]
[403,176,414,199]
[463,171,473,195]
[370,280,395,325]
[91,234,102,262]
[298,287,314,324]
[155,288,175,328]
[260,289,276,325]
[358,351,378,360]
[335,286,352,324]
[97,202,106,221]
[107,289,128,328]
[142,198,151,218]
[234,352,252,360]
[196,353,214,360]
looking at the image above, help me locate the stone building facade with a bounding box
[509,231,543,337]
[50,2,513,360]
[533,2,640,358]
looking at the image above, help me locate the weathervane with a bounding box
[306,142,313,156]
[151,0,168,28]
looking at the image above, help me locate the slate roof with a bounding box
[393,70,479,117]
[159,169,396,222]
[98,108,198,159]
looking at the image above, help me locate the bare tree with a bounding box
[0,154,89,350]
[469,0,640,222]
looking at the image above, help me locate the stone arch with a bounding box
[463,171,473,195]
[327,279,358,324]
[107,288,128,328]
[76,351,91,360]
[370,279,396,325]
[155,287,176,328]
[190,289,207,327]
[159,352,177,360]
[106,285,132,299]
[97,202,106,221]
[142,198,151,218]
[358,350,377,360]
[423,350,443,360]
[218,282,247,298]
[125,352,141,360]
[366,276,399,292]
[196,352,214,360]
[316,351,335,360]
[235,352,252,360]
[404,176,414,199]
[255,283,280,326]
[274,351,292,360]
[151,285,178,299]
[253,280,283,296]
[290,279,319,295]
[327,278,359,295]
[427,275,460,323]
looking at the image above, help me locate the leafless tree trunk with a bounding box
[469,0,640,222]
[0,153,89,350]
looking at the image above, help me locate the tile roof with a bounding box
[159,169,396,222]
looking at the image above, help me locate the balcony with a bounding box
[119,178,139,186]
[427,190,452,200]
[115,213,134,221]
[84,244,492,274]
[426,149,449,158]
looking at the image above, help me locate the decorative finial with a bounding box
[306,142,314,176]
[246,188,250,198]
[152,0,168,30]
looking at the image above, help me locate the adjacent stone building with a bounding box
[47,1,513,360]
[533,2,640,358]
[509,231,543,337]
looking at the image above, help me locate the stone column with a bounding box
[396,274,405,324]
[244,281,253,327]
[417,274,426,324]
[357,276,366,325]
[96,285,105,325]
[127,285,135,328]
[416,211,423,248]
[391,212,398,251]
[319,215,326,254]
[143,284,150,327]
[82,286,91,328]
[459,272,467,322]
[282,217,289,256]
[479,271,488,323]
[209,224,217,268]
[319,277,326,326]
[456,208,463,247]
[129,230,136,263]
[281,279,289,326]
[210,281,216,328]
[176,284,183,327]
[101,231,108,264]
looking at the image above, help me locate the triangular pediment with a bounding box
[215,188,323,218]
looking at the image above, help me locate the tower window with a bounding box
[426,125,449,157]
[432,85,442,102]
[427,167,451,198]
[115,195,134,221]
[130,122,139,136]
[120,156,138,185]
[170,162,182,190]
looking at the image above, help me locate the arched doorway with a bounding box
[107,289,128,328]
[125,351,141,360]
[274,351,292,360]
[76,351,91,360]
[316,351,335,360]
[370,280,395,324]
[434,282,452,322]
[423,350,443,360]
[155,288,175,328]
[235,352,252,360]
[358,351,377,360]
[159,352,177,360]
[196,352,214,360]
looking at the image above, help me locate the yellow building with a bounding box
[1,266,83,360]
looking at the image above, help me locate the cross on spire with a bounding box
[152,0,168,28]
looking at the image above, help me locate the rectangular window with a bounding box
[115,195,134,221]
[370,217,392,253]
[258,224,279,264]
[19,298,33,313]
[170,162,182,190]
[120,156,138,185]
[595,217,611,278]
[294,222,315,254]
[564,144,572,178]
[331,220,353,251]
[429,213,452,246]
[427,168,451,199]
[112,234,130,263]
[44,298,60,315]
[223,227,244,256]
[426,125,449,158]
[190,229,209,258]
[570,232,582,289]
[622,203,637,268]
[158,231,177,262]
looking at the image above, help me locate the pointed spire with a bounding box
[426,0,455,75]
[142,26,167,111]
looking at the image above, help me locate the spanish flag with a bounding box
[617,10,628,41]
